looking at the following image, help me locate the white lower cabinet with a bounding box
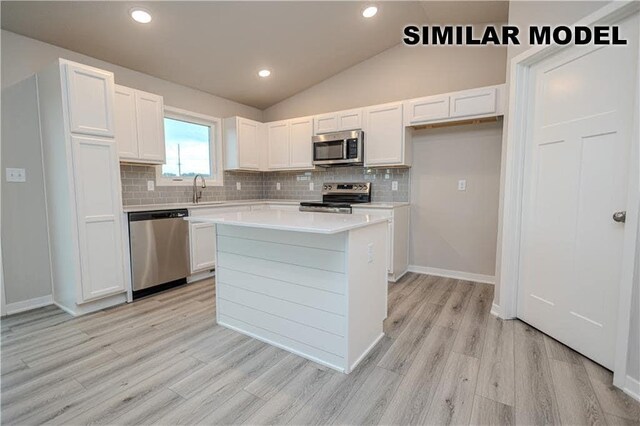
[189,222,217,273]
[352,205,409,281]
[188,205,251,273]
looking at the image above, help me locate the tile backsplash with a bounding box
[120,164,410,206]
[263,167,410,202]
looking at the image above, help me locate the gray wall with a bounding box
[409,122,502,276]
[1,30,263,121]
[1,77,53,304]
[264,39,507,121]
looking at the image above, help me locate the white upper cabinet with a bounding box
[115,85,165,164]
[364,102,408,167]
[224,117,262,170]
[114,86,138,159]
[313,108,362,134]
[267,121,290,169]
[404,84,505,126]
[404,94,450,126]
[288,117,314,169]
[63,61,115,137]
[267,117,314,171]
[449,86,497,118]
[135,91,165,163]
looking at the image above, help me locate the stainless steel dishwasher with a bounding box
[128,209,190,298]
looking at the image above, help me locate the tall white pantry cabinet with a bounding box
[37,59,127,316]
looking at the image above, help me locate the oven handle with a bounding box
[343,140,347,160]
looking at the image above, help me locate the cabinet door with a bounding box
[337,109,362,131]
[289,117,314,169]
[114,85,138,160]
[70,135,125,302]
[190,222,217,273]
[404,94,450,125]
[238,118,260,169]
[364,103,404,166]
[64,62,115,137]
[314,113,338,135]
[449,87,497,118]
[135,91,166,163]
[267,121,290,169]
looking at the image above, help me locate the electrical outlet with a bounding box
[6,168,26,183]
[385,173,390,180]
[392,181,398,191]
[236,182,242,190]
[147,180,155,191]
[276,182,281,191]
[309,182,314,191]
[367,243,374,263]
[458,179,467,191]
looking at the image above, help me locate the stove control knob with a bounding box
[327,185,332,190]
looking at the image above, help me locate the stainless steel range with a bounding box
[299,182,371,214]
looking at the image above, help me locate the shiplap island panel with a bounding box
[186,210,389,373]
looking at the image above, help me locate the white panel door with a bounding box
[190,222,216,273]
[267,121,290,169]
[289,117,314,169]
[114,85,138,160]
[135,91,165,164]
[238,118,260,169]
[70,135,125,302]
[518,24,637,369]
[64,62,115,137]
[364,102,404,166]
[404,94,450,125]
[449,87,497,119]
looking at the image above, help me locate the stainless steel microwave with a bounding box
[312,130,364,166]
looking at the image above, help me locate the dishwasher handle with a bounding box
[129,209,189,222]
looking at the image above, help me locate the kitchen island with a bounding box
[186,209,389,373]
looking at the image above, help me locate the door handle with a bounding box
[613,211,626,223]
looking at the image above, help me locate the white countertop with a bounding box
[185,209,390,234]
[123,199,409,213]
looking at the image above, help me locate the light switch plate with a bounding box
[6,168,26,183]
[147,180,155,191]
[392,181,398,191]
[276,182,281,191]
[309,182,314,191]
[236,182,241,190]
[458,179,467,191]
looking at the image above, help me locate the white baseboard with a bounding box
[407,265,495,285]
[624,375,640,402]
[490,303,501,317]
[4,294,53,316]
[188,270,215,283]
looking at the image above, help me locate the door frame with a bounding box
[497,0,640,391]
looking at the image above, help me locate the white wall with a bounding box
[0,30,263,308]
[264,40,507,121]
[409,122,502,278]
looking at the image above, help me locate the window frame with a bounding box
[155,106,224,187]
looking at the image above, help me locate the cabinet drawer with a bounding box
[449,87,497,118]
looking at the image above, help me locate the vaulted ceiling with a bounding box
[1,1,509,109]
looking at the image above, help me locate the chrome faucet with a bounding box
[193,174,206,204]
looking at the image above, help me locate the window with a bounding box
[156,106,223,186]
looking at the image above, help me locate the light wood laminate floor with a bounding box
[2,274,639,425]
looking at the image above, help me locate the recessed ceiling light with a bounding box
[130,8,152,24]
[362,6,378,18]
[258,69,271,78]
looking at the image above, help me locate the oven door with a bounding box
[313,139,346,165]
